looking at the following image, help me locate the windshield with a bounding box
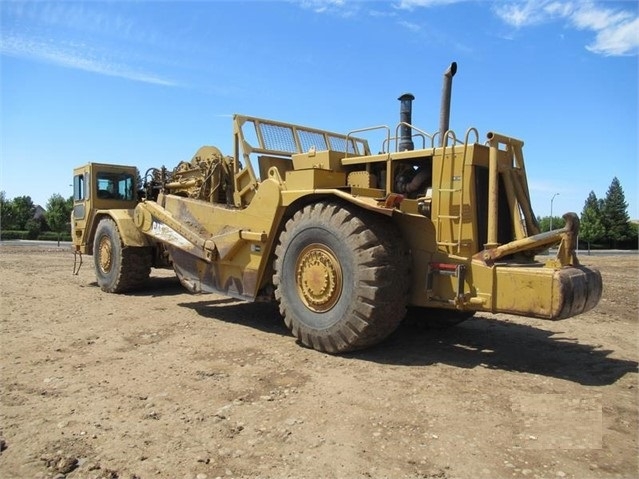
[96,172,135,200]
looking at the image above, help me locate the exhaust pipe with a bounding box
[439,61,457,146]
[398,93,415,151]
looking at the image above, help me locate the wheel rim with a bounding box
[295,243,342,312]
[98,235,113,273]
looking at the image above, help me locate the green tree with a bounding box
[25,217,42,239]
[601,177,632,247]
[0,191,15,230]
[536,215,566,233]
[10,196,35,230]
[580,191,605,253]
[45,194,73,245]
[629,222,639,249]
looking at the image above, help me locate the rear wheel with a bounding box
[273,201,410,353]
[93,218,151,293]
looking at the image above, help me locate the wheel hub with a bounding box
[295,243,342,312]
[98,236,113,273]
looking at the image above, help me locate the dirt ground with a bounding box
[0,244,637,479]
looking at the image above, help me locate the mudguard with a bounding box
[97,209,150,248]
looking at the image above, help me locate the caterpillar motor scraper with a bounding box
[71,62,602,353]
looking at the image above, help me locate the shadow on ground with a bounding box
[362,317,638,386]
[89,276,185,297]
[179,298,637,387]
[179,298,289,336]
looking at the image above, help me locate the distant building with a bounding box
[34,205,46,220]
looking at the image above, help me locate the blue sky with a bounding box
[1,0,637,220]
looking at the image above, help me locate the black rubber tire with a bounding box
[93,218,151,293]
[273,201,410,353]
[404,307,475,329]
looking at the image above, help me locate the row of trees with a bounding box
[580,177,636,250]
[0,191,73,241]
[536,177,637,250]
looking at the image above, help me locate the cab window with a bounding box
[73,174,87,201]
[96,172,135,200]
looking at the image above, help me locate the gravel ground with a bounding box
[0,245,637,479]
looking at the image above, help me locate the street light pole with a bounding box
[550,193,560,231]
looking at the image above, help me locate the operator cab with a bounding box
[71,163,139,253]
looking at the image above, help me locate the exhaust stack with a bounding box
[439,61,457,146]
[398,93,415,151]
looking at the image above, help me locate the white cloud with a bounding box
[586,16,639,56]
[493,1,639,56]
[0,1,178,86]
[398,20,422,32]
[300,0,342,13]
[396,0,466,9]
[569,3,632,30]
[543,2,573,18]
[493,1,551,27]
[7,1,136,40]
[298,0,358,16]
[0,34,176,86]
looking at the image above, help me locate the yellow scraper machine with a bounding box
[71,62,602,353]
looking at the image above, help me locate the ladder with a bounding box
[435,128,478,254]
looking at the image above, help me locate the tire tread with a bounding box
[273,201,410,353]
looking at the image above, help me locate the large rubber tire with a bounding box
[273,201,410,353]
[93,218,151,293]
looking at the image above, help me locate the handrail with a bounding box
[464,127,480,145]
[437,129,477,254]
[391,122,438,152]
[344,125,390,159]
[451,127,479,253]
[441,129,465,147]
[234,114,372,162]
[382,133,428,153]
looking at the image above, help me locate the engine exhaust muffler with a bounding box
[398,92,415,151]
[439,61,457,146]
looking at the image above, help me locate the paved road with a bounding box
[551,248,638,256]
[0,240,73,248]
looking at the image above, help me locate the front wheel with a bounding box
[93,218,151,293]
[273,201,410,353]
